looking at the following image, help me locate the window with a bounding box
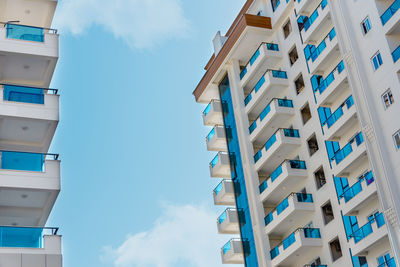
[394,130,400,150]
[367,211,379,222]
[301,103,312,125]
[378,252,393,266]
[322,201,334,224]
[288,46,299,66]
[371,52,383,71]
[271,0,280,12]
[361,17,371,35]
[308,257,322,266]
[314,167,326,189]
[382,89,394,109]
[307,134,319,156]
[329,238,343,261]
[295,74,305,94]
[283,19,292,39]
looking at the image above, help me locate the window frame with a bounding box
[371,51,383,71]
[394,130,400,150]
[382,89,394,109]
[361,16,372,35]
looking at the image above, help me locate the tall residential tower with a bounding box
[194,0,400,266]
[0,0,62,266]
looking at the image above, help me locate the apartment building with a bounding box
[0,0,62,266]
[194,0,400,266]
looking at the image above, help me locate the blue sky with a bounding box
[47,0,245,266]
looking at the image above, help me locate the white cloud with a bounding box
[54,0,190,49]
[100,203,236,267]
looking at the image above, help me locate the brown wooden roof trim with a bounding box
[193,14,272,101]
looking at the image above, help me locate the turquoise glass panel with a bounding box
[4,85,44,104]
[6,24,44,42]
[0,227,43,248]
[1,151,44,172]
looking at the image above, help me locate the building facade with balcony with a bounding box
[194,0,400,266]
[0,0,62,266]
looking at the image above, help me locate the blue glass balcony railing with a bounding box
[254,129,300,163]
[264,193,313,226]
[222,238,241,255]
[214,180,225,195]
[240,43,280,80]
[207,128,215,141]
[203,99,220,116]
[0,226,58,248]
[381,0,400,25]
[392,45,400,63]
[249,98,293,134]
[339,171,374,203]
[313,60,345,96]
[6,23,45,42]
[350,213,385,243]
[218,209,228,224]
[2,84,58,104]
[297,0,328,32]
[331,132,364,164]
[323,95,354,129]
[210,153,220,168]
[305,28,336,64]
[259,160,306,194]
[270,228,321,259]
[244,70,288,106]
[0,151,58,172]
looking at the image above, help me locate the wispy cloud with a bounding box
[100,203,235,267]
[54,0,190,49]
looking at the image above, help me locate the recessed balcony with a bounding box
[271,0,293,26]
[249,99,295,146]
[203,100,224,126]
[209,152,231,178]
[221,238,244,264]
[264,193,315,236]
[349,213,389,257]
[0,151,60,227]
[339,171,377,216]
[244,70,289,118]
[295,0,321,15]
[299,0,331,44]
[240,43,281,89]
[206,126,227,152]
[314,60,348,106]
[0,84,59,152]
[306,28,340,75]
[381,0,400,34]
[0,23,58,87]
[254,129,301,173]
[213,179,235,206]
[259,160,308,203]
[331,132,367,177]
[0,226,62,267]
[217,208,240,234]
[322,95,357,140]
[270,228,322,267]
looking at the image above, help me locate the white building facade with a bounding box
[195,0,400,266]
[0,0,62,266]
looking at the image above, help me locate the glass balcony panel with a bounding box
[277,99,293,107]
[264,212,274,225]
[210,154,219,168]
[0,227,43,248]
[304,228,321,238]
[1,151,44,172]
[6,24,44,42]
[259,181,268,193]
[3,85,45,104]
[381,0,400,25]
[214,181,224,195]
[289,160,306,169]
[271,165,283,182]
[283,129,300,137]
[283,232,296,249]
[218,210,227,224]
[277,198,289,215]
[207,128,215,141]
[296,193,313,203]
[272,70,288,79]
[393,45,400,62]
[223,240,232,254]
[203,103,211,116]
[270,246,280,259]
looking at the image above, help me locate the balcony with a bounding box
[271,0,293,25]
[206,126,227,152]
[217,208,240,234]
[0,23,58,87]
[264,193,314,235]
[0,226,62,267]
[331,132,367,177]
[295,0,322,15]
[0,151,60,226]
[203,100,224,126]
[339,171,377,216]
[249,99,295,146]
[322,95,357,140]
[244,70,289,117]
[270,228,322,266]
[350,213,388,256]
[254,129,301,173]
[221,238,244,264]
[240,43,281,89]
[0,84,59,152]
[381,0,400,34]
[306,28,340,75]
[209,152,231,178]
[314,61,348,106]
[213,179,235,206]
[259,160,308,203]
[299,0,331,44]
